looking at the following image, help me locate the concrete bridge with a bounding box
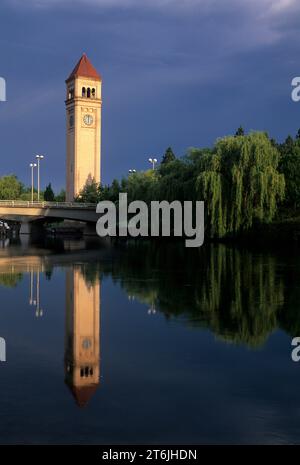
[0,200,99,234]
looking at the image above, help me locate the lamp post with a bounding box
[30,163,37,202]
[35,155,44,201]
[128,169,136,174]
[148,158,157,170]
[35,272,43,318]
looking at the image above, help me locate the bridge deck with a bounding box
[0,201,99,224]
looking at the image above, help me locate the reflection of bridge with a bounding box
[0,201,98,234]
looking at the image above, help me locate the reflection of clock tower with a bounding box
[65,268,100,408]
[65,54,102,201]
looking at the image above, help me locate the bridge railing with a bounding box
[0,201,96,209]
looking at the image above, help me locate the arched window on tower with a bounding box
[87,88,91,98]
[92,88,96,98]
[82,87,86,97]
[68,88,74,100]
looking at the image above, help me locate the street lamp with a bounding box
[35,272,43,318]
[128,169,136,174]
[30,163,37,202]
[35,155,44,201]
[148,303,157,315]
[148,158,157,170]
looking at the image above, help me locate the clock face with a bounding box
[83,114,94,126]
[82,338,92,350]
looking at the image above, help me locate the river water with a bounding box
[0,236,299,444]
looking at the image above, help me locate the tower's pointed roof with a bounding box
[67,383,99,408]
[66,53,102,82]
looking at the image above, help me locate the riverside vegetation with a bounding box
[3,128,300,240]
[75,128,300,241]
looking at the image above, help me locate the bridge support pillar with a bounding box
[19,221,45,236]
[19,222,31,235]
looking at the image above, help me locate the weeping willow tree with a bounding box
[197,132,285,237]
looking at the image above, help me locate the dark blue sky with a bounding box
[0,0,300,191]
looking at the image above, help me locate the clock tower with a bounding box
[65,54,102,201]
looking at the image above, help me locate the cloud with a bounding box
[6,0,300,43]
[6,0,202,9]
[4,0,297,13]
[269,0,296,12]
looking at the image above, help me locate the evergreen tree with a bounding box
[109,179,121,202]
[278,134,300,207]
[161,147,176,165]
[75,179,101,203]
[280,135,294,156]
[235,126,245,137]
[44,183,55,201]
[55,189,66,202]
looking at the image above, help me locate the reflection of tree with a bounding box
[194,246,283,347]
[0,272,23,288]
[45,269,53,281]
[0,241,297,347]
[79,242,287,348]
[277,255,300,336]
[79,263,100,288]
